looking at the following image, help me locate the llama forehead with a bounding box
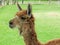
[16,10,27,17]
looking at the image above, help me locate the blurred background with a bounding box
[0,0,60,5]
[0,0,60,45]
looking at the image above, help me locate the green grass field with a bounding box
[0,4,60,45]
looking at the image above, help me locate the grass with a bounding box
[0,4,60,45]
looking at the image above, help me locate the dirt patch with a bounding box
[33,12,60,18]
[45,12,60,17]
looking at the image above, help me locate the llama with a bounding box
[9,3,60,45]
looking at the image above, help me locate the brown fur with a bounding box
[9,4,60,45]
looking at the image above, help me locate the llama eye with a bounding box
[21,17,26,20]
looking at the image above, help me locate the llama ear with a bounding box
[17,2,22,10]
[27,4,32,17]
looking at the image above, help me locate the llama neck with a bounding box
[23,29,41,45]
[21,20,42,45]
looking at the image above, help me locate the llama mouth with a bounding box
[19,29,23,35]
[9,24,14,28]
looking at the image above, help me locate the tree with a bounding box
[2,0,6,5]
[58,0,60,5]
[12,0,17,4]
[6,0,9,5]
[22,0,24,4]
[0,0,2,5]
[49,0,51,5]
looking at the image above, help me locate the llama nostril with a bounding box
[9,21,14,28]
[9,22,13,25]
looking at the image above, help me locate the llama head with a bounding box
[9,3,34,34]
